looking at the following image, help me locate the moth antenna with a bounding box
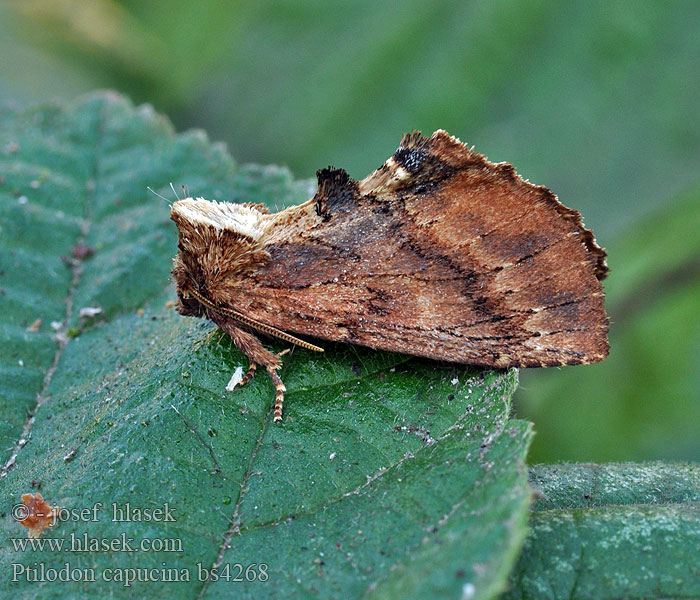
[188,288,324,353]
[182,184,190,198]
[170,182,183,200]
[146,186,170,204]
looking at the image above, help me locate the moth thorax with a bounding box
[171,197,265,241]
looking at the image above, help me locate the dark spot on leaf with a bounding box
[71,245,95,260]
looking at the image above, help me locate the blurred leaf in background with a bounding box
[1,0,698,462]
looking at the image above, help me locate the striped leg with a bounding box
[237,362,257,388]
[266,366,287,422]
[213,316,288,422]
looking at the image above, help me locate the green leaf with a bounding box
[0,92,531,599]
[503,463,700,599]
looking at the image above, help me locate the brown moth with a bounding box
[171,130,608,422]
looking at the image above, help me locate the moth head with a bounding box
[170,197,270,317]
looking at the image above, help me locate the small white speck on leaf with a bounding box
[79,306,103,318]
[461,582,476,599]
[226,366,245,391]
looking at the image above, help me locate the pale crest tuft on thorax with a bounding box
[172,197,264,241]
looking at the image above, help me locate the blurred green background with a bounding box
[2,0,698,463]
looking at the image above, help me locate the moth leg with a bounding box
[214,316,288,422]
[236,362,257,388]
[266,366,286,423]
